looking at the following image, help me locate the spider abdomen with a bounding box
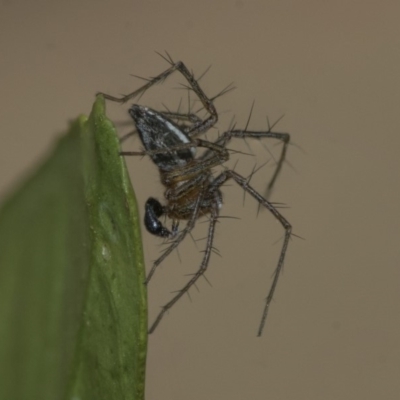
[129,104,196,171]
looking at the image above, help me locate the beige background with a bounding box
[1,1,400,399]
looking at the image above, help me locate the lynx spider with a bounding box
[98,54,292,336]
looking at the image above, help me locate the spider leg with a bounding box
[160,110,202,126]
[148,197,219,334]
[265,133,289,199]
[118,129,138,144]
[120,138,229,182]
[97,61,218,136]
[202,128,290,199]
[158,81,207,132]
[211,169,292,336]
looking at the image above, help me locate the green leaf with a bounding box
[0,96,147,400]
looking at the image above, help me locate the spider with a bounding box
[97,54,292,336]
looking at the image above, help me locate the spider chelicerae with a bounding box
[98,54,292,336]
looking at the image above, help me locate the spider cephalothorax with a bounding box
[98,54,292,336]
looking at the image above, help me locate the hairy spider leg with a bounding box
[201,128,290,199]
[147,158,292,335]
[210,169,292,336]
[121,138,229,185]
[158,111,203,126]
[148,195,220,334]
[97,60,218,137]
